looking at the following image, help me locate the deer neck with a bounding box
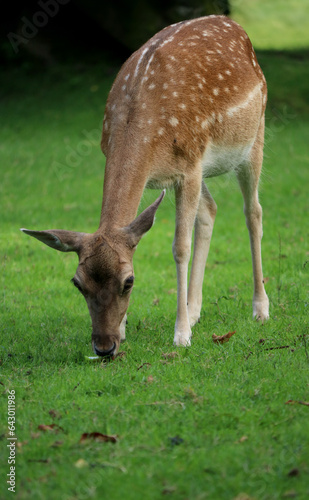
[99,156,149,230]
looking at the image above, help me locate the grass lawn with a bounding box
[1,2,309,499]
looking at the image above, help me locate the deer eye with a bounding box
[71,277,83,294]
[123,276,134,294]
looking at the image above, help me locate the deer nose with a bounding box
[93,342,116,358]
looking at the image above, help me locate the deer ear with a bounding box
[124,190,165,248]
[20,228,86,253]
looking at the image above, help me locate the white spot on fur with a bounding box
[158,128,164,135]
[163,83,168,89]
[149,83,156,90]
[169,117,179,127]
[134,47,149,77]
[142,103,146,109]
[179,103,186,109]
[213,88,219,96]
[173,91,178,97]
[144,54,155,76]
[125,74,130,81]
[225,70,232,76]
[218,73,224,80]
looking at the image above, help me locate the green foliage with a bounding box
[1,4,309,498]
[232,0,309,49]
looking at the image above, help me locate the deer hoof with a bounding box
[173,332,191,347]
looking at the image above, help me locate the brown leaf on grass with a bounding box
[31,432,41,439]
[147,375,154,383]
[212,331,236,344]
[79,432,117,444]
[38,424,64,432]
[74,458,88,468]
[137,362,152,370]
[162,352,178,359]
[114,351,126,360]
[238,435,248,443]
[282,490,297,498]
[50,440,63,448]
[152,298,160,305]
[285,400,309,407]
[162,486,177,495]
[265,345,290,351]
[288,468,300,477]
[49,409,62,420]
[17,441,28,449]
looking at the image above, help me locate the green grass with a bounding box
[1,3,309,499]
[233,0,309,49]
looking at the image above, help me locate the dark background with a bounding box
[1,0,230,66]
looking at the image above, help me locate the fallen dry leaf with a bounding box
[79,432,117,444]
[282,490,297,498]
[238,436,248,443]
[50,440,63,448]
[74,458,88,468]
[265,345,290,351]
[285,400,309,407]
[147,375,154,383]
[31,432,41,439]
[114,351,126,360]
[162,352,178,359]
[212,331,236,344]
[48,409,62,420]
[137,362,152,370]
[38,424,64,432]
[288,468,300,477]
[17,441,28,449]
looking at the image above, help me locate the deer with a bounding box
[21,15,269,358]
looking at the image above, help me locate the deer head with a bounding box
[21,191,165,357]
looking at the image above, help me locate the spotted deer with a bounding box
[21,15,269,357]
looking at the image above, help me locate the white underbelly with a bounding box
[202,140,254,178]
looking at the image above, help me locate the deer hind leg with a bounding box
[237,120,269,322]
[187,181,217,327]
[173,173,202,346]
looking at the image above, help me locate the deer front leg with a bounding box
[187,182,217,327]
[173,175,201,346]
